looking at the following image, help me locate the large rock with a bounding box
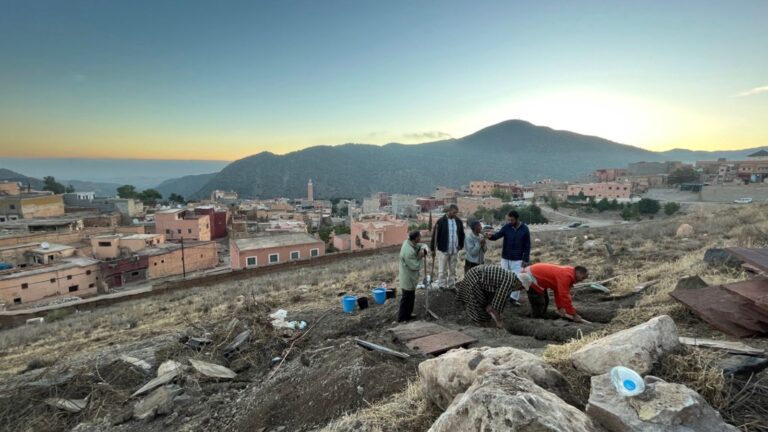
[419,346,573,410]
[429,369,600,432]
[675,224,694,238]
[586,373,738,431]
[133,384,183,421]
[571,316,679,375]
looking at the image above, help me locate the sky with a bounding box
[1,0,767,161]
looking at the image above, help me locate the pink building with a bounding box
[155,209,211,241]
[332,233,351,251]
[457,196,503,217]
[0,257,101,306]
[230,233,325,270]
[351,215,408,251]
[567,182,632,200]
[91,233,165,260]
[592,168,628,182]
[468,181,523,198]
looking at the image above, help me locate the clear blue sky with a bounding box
[1,0,766,159]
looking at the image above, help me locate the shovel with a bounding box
[423,254,440,320]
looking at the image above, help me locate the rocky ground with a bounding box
[1,204,768,431]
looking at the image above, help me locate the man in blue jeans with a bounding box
[485,210,531,306]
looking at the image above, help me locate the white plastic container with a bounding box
[610,366,645,397]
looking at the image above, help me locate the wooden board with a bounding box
[670,284,768,338]
[723,279,768,313]
[679,337,765,356]
[726,248,768,273]
[387,321,449,342]
[405,330,477,356]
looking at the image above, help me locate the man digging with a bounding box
[455,264,531,328]
[522,263,591,324]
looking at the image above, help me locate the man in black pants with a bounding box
[398,230,428,322]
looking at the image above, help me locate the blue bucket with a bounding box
[342,295,357,313]
[372,288,387,305]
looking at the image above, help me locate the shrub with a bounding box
[664,202,681,215]
[637,198,661,215]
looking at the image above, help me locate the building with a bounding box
[210,190,239,205]
[390,194,419,217]
[434,187,460,201]
[154,209,211,241]
[230,233,325,270]
[0,182,21,196]
[468,181,524,198]
[0,216,84,233]
[627,161,685,176]
[592,168,628,183]
[0,257,101,306]
[307,179,314,202]
[456,196,503,217]
[416,198,444,212]
[332,233,351,251]
[63,194,144,220]
[362,198,381,214]
[351,215,407,251]
[567,182,632,200]
[91,233,165,260]
[193,206,228,239]
[0,193,65,221]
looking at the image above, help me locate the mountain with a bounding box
[658,147,768,163]
[156,173,217,199]
[185,120,664,199]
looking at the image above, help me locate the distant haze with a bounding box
[0,158,229,189]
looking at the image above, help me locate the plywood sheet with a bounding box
[405,330,477,355]
[670,285,768,338]
[387,321,449,342]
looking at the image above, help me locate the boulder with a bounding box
[133,384,183,421]
[703,249,743,269]
[571,316,679,375]
[429,369,600,432]
[675,224,694,238]
[586,373,739,431]
[419,346,573,410]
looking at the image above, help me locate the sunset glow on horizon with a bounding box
[1,0,766,161]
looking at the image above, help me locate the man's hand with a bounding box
[479,237,486,245]
[485,305,504,329]
[521,261,528,268]
[418,248,427,258]
[484,232,493,239]
[573,314,591,324]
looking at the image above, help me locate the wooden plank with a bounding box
[355,339,411,359]
[387,321,449,342]
[726,248,768,273]
[679,337,765,356]
[670,285,768,338]
[723,279,768,313]
[405,330,477,356]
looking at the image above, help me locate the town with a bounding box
[3,147,767,313]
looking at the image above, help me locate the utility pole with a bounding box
[180,237,186,279]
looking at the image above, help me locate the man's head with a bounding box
[574,265,589,282]
[507,210,520,226]
[470,220,482,234]
[408,230,421,243]
[446,204,459,219]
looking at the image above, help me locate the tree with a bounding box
[668,167,699,185]
[117,185,139,199]
[596,198,611,212]
[65,184,75,193]
[637,198,661,215]
[334,225,351,235]
[42,176,66,194]
[577,191,586,201]
[549,198,559,210]
[168,193,185,204]
[139,189,162,206]
[428,212,433,231]
[621,205,638,221]
[491,188,511,201]
[664,202,681,216]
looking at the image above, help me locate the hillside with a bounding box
[189,120,661,199]
[156,172,217,199]
[659,147,768,163]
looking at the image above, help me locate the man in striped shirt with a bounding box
[455,264,527,328]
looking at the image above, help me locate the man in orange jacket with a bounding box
[523,263,591,324]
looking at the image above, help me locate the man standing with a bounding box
[464,220,486,273]
[523,263,591,323]
[431,204,465,289]
[486,210,531,306]
[398,230,428,322]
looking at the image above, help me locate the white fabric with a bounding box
[447,218,458,254]
[501,259,523,301]
[437,250,458,287]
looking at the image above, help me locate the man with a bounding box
[464,220,486,273]
[398,230,428,322]
[455,264,527,328]
[523,263,591,323]
[431,204,465,288]
[486,210,531,306]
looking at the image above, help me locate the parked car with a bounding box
[734,197,753,204]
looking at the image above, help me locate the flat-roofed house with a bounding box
[0,257,101,306]
[154,209,211,241]
[230,233,325,270]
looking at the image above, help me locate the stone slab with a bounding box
[406,330,477,355]
[387,321,449,342]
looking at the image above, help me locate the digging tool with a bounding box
[423,254,440,320]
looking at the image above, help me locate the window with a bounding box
[50,278,56,284]
[246,256,257,267]
[9,204,15,210]
[177,229,182,234]
[69,285,79,292]
[21,283,28,289]
[188,229,192,234]
[154,262,157,266]
[86,270,91,275]
[98,241,112,247]
[88,283,95,288]
[310,248,320,257]
[268,253,279,264]
[0,216,5,222]
[166,229,171,234]
[13,297,21,304]
[131,271,139,276]
[290,251,300,260]
[67,275,72,280]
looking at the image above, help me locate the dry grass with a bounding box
[320,381,440,432]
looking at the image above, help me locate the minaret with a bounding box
[307,179,314,202]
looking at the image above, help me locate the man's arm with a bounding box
[400,245,422,271]
[465,234,480,257]
[553,274,578,318]
[488,224,506,241]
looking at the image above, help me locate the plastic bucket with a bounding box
[342,295,357,313]
[386,288,396,299]
[372,288,387,305]
[357,296,369,310]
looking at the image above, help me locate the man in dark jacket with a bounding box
[430,204,465,288]
[485,210,531,306]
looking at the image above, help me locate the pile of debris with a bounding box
[418,315,741,431]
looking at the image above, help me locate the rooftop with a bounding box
[0,257,99,281]
[31,243,75,254]
[122,234,163,240]
[234,233,322,250]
